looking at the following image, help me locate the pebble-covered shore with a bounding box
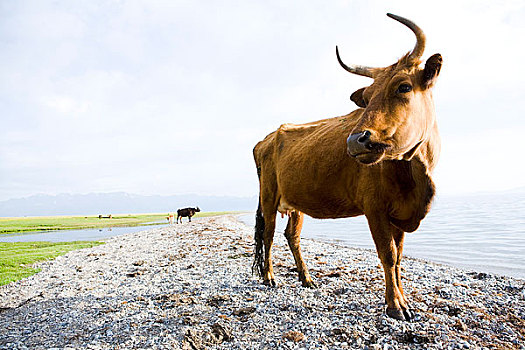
[0,215,524,349]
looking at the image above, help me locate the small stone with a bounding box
[283,331,305,343]
[126,269,145,277]
[233,307,256,316]
[454,319,467,332]
[207,295,231,307]
[331,328,344,335]
[182,316,197,325]
[333,288,347,295]
[211,323,232,342]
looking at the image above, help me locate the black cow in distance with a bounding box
[177,207,200,223]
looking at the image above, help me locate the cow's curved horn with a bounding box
[387,13,426,62]
[336,46,375,78]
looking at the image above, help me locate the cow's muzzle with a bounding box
[347,130,390,164]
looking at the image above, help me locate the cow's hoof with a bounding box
[386,307,412,321]
[301,279,317,288]
[263,279,277,287]
[403,308,413,321]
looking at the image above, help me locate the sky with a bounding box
[1,0,525,201]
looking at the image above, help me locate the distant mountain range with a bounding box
[0,192,258,217]
[2,187,524,218]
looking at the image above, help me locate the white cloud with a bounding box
[41,95,89,115]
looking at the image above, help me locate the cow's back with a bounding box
[254,112,366,218]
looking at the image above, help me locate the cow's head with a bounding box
[339,13,442,165]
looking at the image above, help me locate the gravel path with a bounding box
[0,215,524,349]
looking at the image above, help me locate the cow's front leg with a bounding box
[393,228,410,308]
[367,214,412,321]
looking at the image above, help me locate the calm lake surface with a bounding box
[0,224,167,243]
[238,192,525,280]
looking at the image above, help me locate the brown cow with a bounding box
[252,13,442,321]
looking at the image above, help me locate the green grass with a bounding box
[0,214,167,234]
[0,211,238,234]
[0,211,239,285]
[0,241,104,286]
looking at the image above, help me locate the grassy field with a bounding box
[0,211,234,234]
[0,211,236,285]
[0,241,104,286]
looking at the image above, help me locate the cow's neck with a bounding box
[416,120,441,173]
[384,158,434,232]
[385,127,439,232]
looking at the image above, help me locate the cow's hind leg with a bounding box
[284,211,316,288]
[262,212,277,286]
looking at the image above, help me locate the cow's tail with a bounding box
[252,149,265,277]
[252,196,265,277]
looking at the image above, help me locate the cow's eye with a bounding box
[396,84,412,94]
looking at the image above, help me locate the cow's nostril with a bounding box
[357,130,371,143]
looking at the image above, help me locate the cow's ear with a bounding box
[350,87,367,108]
[421,53,442,89]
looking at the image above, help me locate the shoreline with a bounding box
[0,215,523,349]
[236,212,525,281]
[0,212,236,235]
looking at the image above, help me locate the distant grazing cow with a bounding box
[167,213,174,225]
[177,207,201,223]
[253,14,442,321]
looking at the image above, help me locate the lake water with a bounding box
[238,192,525,280]
[0,224,167,243]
